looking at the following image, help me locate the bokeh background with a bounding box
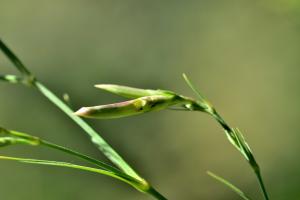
[1,0,300,199]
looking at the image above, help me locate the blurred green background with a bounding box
[1,0,300,199]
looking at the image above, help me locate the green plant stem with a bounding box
[0,74,168,200]
[253,166,269,200]
[33,82,169,199]
[0,39,141,181]
[40,140,119,172]
[147,187,168,200]
[42,140,169,200]
[0,128,169,199]
[0,154,168,199]
[32,81,141,180]
[207,171,251,200]
[0,155,145,191]
[209,110,269,200]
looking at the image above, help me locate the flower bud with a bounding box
[75,94,183,119]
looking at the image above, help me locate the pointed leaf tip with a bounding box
[207,171,251,200]
[94,84,171,99]
[74,107,90,117]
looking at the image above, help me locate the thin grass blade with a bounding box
[0,127,120,173]
[33,81,142,180]
[182,73,207,102]
[207,171,251,200]
[95,84,171,99]
[0,39,143,181]
[0,155,148,192]
[0,40,31,76]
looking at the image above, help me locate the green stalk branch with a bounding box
[39,140,119,172]
[210,111,269,200]
[182,74,269,200]
[207,171,251,200]
[33,81,141,180]
[0,39,168,199]
[0,39,140,180]
[0,155,146,192]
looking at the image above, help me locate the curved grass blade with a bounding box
[0,128,151,192]
[0,155,148,192]
[33,81,142,180]
[0,40,142,180]
[0,154,167,199]
[181,74,269,200]
[182,73,207,102]
[182,73,212,112]
[0,127,126,176]
[207,171,251,200]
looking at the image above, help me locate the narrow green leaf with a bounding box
[0,39,143,182]
[233,128,253,156]
[33,81,142,180]
[0,127,119,173]
[180,75,269,200]
[182,73,212,112]
[182,73,206,102]
[0,155,148,192]
[207,171,251,200]
[95,84,171,99]
[39,140,120,173]
[0,127,151,193]
[0,40,31,76]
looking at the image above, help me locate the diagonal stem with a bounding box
[210,110,269,200]
[33,81,141,180]
[147,187,168,200]
[182,74,269,200]
[0,39,168,200]
[40,139,119,172]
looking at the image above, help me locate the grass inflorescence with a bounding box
[0,39,269,200]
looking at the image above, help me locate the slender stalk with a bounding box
[40,140,119,172]
[32,81,141,180]
[42,139,169,200]
[209,110,269,200]
[0,127,167,199]
[0,39,168,199]
[147,187,168,200]
[0,40,31,76]
[182,74,269,200]
[0,155,145,191]
[0,39,140,180]
[207,171,251,200]
[253,165,269,200]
